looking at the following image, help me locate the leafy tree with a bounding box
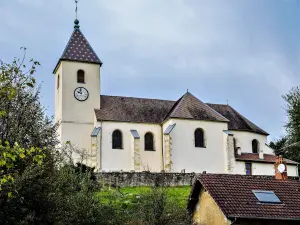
[0,49,54,194]
[271,86,300,163]
[269,137,287,155]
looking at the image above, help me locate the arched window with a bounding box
[252,139,259,153]
[77,70,85,83]
[195,128,205,148]
[112,130,122,149]
[145,132,154,151]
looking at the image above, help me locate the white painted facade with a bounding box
[95,121,163,172]
[232,130,273,155]
[163,119,228,173]
[54,60,100,161]
[234,161,298,177]
[54,24,298,177]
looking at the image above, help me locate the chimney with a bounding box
[274,155,288,180]
[259,149,264,160]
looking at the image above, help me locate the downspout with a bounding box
[161,124,165,171]
[99,121,103,171]
[230,218,237,225]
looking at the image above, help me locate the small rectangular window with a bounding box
[57,75,60,89]
[245,163,252,175]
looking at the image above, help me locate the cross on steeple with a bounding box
[75,0,78,19]
[74,0,80,29]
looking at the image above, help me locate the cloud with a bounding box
[87,0,297,93]
[0,0,299,139]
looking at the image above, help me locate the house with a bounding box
[187,158,300,225]
[53,18,298,175]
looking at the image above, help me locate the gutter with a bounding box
[228,216,300,221]
[99,121,103,171]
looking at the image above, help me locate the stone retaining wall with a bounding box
[96,172,198,187]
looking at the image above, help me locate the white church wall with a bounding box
[231,131,272,154]
[287,165,298,177]
[96,121,162,172]
[234,161,298,176]
[168,119,228,173]
[55,61,100,161]
[60,61,100,123]
[60,122,94,162]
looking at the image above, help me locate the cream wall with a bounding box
[193,188,231,225]
[232,131,272,154]
[96,121,163,172]
[55,61,100,157]
[167,119,228,173]
[234,161,298,176]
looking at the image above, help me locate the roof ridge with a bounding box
[100,94,175,102]
[168,92,187,118]
[60,29,76,61]
[76,28,102,63]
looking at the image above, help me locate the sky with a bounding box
[0,0,299,141]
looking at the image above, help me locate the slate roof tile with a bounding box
[95,95,269,136]
[53,27,102,73]
[165,92,229,122]
[95,95,174,124]
[207,103,269,135]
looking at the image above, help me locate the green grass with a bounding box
[96,186,191,208]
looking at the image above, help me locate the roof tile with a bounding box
[188,174,300,220]
[236,153,298,165]
[207,104,269,135]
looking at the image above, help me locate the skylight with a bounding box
[252,190,281,204]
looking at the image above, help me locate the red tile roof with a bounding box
[188,174,300,220]
[236,153,298,165]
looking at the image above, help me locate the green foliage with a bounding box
[269,137,287,155]
[0,49,53,191]
[0,50,191,224]
[272,86,300,163]
[0,141,45,191]
[283,86,300,143]
[97,186,191,225]
[270,86,300,165]
[0,162,122,225]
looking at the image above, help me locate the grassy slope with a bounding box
[97,186,191,208]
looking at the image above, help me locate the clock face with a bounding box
[74,87,89,101]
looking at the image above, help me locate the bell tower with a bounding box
[53,19,102,160]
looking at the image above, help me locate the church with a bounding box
[53,19,298,176]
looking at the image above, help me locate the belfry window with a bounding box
[252,139,259,153]
[112,130,123,149]
[195,128,205,148]
[77,70,85,83]
[145,132,154,151]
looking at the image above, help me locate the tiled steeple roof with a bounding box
[53,20,102,73]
